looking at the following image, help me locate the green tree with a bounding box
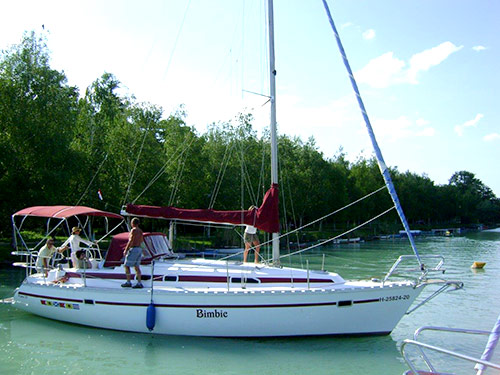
[203,114,266,211]
[394,171,438,226]
[347,157,390,226]
[72,73,132,209]
[448,171,498,224]
[0,32,79,232]
[279,136,342,228]
[73,74,194,211]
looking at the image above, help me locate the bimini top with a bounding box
[13,205,124,220]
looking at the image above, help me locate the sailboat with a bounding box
[9,0,462,337]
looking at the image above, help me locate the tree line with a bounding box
[1,32,499,237]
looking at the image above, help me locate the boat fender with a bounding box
[146,303,156,331]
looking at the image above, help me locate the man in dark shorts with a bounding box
[121,217,144,288]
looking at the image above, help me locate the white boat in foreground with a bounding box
[10,205,460,337]
[9,0,462,337]
[15,265,421,337]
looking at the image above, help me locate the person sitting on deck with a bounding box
[75,250,92,269]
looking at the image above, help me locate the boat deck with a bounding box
[26,269,415,295]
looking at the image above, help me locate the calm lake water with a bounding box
[1,231,500,375]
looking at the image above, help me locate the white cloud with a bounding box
[417,127,435,137]
[272,95,436,152]
[362,29,376,40]
[406,42,463,84]
[355,52,406,88]
[373,116,435,142]
[473,45,487,52]
[355,42,463,88]
[416,118,430,127]
[245,92,436,161]
[275,94,358,134]
[244,94,368,159]
[484,133,500,142]
[454,114,484,136]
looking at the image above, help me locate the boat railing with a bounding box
[401,322,500,375]
[384,255,463,315]
[11,249,38,275]
[83,246,103,263]
[383,254,446,284]
[11,245,103,276]
[12,249,70,276]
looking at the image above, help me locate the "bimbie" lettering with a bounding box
[196,309,228,318]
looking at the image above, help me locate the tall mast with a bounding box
[268,0,280,264]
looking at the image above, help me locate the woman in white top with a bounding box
[61,227,94,268]
[243,224,261,263]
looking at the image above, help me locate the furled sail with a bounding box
[321,0,423,267]
[125,184,279,233]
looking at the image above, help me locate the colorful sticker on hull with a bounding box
[40,299,80,310]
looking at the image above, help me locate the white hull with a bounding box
[13,260,424,337]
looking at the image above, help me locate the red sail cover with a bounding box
[126,184,279,233]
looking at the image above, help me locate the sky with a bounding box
[1,0,499,197]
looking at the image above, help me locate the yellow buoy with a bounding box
[471,261,486,269]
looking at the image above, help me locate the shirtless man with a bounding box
[121,217,144,289]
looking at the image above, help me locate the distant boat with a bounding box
[399,230,422,237]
